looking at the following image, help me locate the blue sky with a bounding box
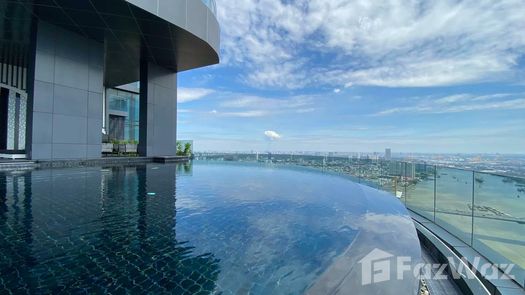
[177,0,525,154]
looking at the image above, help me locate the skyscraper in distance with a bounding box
[385,148,392,160]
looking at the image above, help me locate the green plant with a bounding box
[128,139,138,145]
[176,142,184,156]
[184,142,192,156]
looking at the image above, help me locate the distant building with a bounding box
[405,163,416,179]
[385,148,392,160]
[388,161,415,178]
[389,161,403,176]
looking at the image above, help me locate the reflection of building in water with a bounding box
[0,171,35,286]
[0,163,220,293]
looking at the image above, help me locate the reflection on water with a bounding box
[0,164,219,294]
[0,161,374,294]
[174,162,364,294]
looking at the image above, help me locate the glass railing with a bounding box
[201,0,217,16]
[194,153,525,287]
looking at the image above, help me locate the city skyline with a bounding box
[177,0,525,154]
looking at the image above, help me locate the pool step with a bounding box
[153,156,190,163]
[0,160,37,170]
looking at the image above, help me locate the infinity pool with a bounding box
[0,161,420,294]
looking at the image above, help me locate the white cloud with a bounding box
[217,110,270,117]
[178,88,214,103]
[296,108,315,113]
[213,93,316,117]
[333,88,341,93]
[375,93,525,115]
[221,95,312,109]
[264,130,282,140]
[181,91,319,118]
[217,0,525,89]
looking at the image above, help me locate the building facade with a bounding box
[0,0,219,160]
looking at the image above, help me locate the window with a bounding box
[105,88,139,142]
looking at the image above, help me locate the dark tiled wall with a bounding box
[30,22,103,160]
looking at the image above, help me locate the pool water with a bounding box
[0,161,414,294]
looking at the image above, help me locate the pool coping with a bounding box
[0,156,191,170]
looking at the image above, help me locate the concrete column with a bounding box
[28,21,104,160]
[138,61,177,157]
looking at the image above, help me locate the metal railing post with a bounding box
[471,171,475,246]
[433,165,437,223]
[404,162,408,205]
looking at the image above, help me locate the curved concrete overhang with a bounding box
[0,0,220,87]
[126,0,220,55]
